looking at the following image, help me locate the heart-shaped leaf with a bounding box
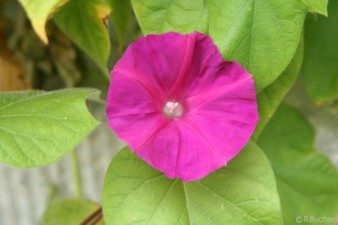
[102,142,283,225]
[131,0,327,91]
[0,88,100,167]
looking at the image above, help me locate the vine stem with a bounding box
[71,150,83,198]
[80,207,103,225]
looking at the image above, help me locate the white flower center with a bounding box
[162,101,184,118]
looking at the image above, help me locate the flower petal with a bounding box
[186,64,258,161]
[174,33,225,98]
[107,70,166,148]
[134,123,180,179]
[133,121,226,182]
[175,121,227,182]
[114,32,195,99]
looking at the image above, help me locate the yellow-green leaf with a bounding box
[19,0,68,43]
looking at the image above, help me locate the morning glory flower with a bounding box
[106,32,258,182]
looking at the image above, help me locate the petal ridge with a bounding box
[115,68,163,109]
[169,34,196,98]
[186,74,254,112]
[133,117,171,151]
[180,117,225,160]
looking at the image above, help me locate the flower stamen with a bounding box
[162,101,184,118]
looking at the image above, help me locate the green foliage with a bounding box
[258,103,338,225]
[5,1,337,224]
[302,0,338,103]
[53,0,111,76]
[110,0,131,52]
[0,89,99,167]
[18,0,68,43]
[39,199,103,225]
[102,142,283,225]
[253,36,304,139]
[131,0,328,92]
[303,0,328,15]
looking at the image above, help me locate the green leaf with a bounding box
[0,88,100,167]
[253,35,304,139]
[102,142,283,225]
[39,199,103,225]
[258,103,338,225]
[19,0,68,43]
[303,0,328,16]
[53,0,111,76]
[302,0,338,103]
[131,0,328,91]
[110,0,131,52]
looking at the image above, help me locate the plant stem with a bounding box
[71,150,83,198]
[80,207,103,225]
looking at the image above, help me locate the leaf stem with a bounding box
[71,150,83,198]
[103,69,110,80]
[80,207,103,225]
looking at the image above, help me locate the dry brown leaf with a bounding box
[0,16,30,91]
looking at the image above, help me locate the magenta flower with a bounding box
[107,32,258,182]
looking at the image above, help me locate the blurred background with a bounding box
[0,0,337,224]
[0,0,137,224]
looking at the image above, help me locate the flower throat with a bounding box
[162,101,184,118]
